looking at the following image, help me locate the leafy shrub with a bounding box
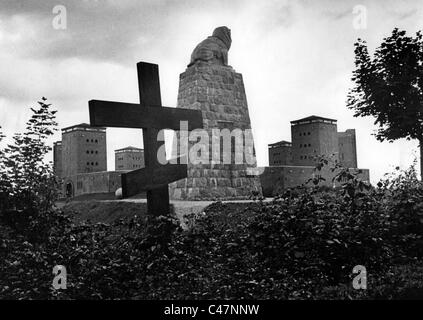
[1,100,423,299]
[1,168,423,299]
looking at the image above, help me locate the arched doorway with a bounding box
[65,181,74,198]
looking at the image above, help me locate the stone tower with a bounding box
[290,116,339,166]
[338,129,358,168]
[61,123,107,177]
[169,26,262,200]
[115,146,145,171]
[53,141,63,179]
[268,140,293,166]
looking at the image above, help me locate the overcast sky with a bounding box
[0,0,422,183]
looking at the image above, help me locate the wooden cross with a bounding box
[88,62,203,215]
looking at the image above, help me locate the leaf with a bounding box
[294,251,305,258]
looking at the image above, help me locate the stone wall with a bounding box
[169,62,262,200]
[259,165,370,197]
[63,170,128,197]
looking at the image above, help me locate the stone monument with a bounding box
[169,26,262,200]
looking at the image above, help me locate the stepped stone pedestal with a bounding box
[169,61,262,200]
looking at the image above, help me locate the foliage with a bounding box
[347,28,423,178]
[348,28,423,142]
[1,163,423,299]
[0,98,59,241]
[1,100,423,299]
[0,126,8,212]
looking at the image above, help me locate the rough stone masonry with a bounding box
[169,26,262,200]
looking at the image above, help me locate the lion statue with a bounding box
[188,26,232,67]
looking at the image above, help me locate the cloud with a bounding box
[0,1,159,62]
[0,0,249,63]
[388,9,418,20]
[0,0,422,180]
[323,8,351,20]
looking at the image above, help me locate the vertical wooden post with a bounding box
[137,62,170,215]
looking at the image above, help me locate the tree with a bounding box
[0,126,9,212]
[347,28,423,179]
[1,97,58,214]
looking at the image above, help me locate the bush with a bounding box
[1,100,423,299]
[1,168,423,299]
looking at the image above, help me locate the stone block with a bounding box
[169,62,262,200]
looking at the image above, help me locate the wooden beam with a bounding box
[138,62,170,216]
[121,163,187,198]
[137,62,162,107]
[87,62,204,216]
[89,100,203,131]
